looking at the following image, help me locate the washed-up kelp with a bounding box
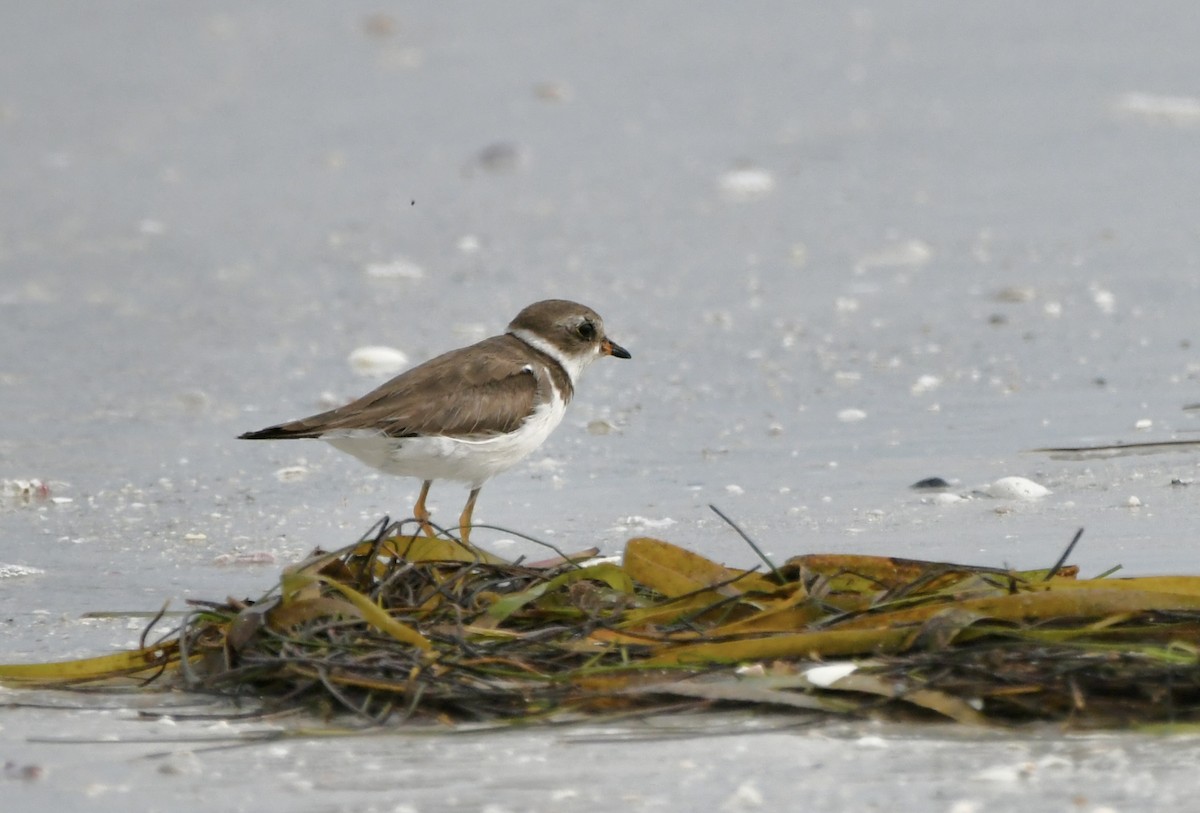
[4,523,1200,728]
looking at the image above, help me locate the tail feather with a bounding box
[238,423,321,440]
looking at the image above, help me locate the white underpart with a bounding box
[508,328,598,385]
[322,383,568,489]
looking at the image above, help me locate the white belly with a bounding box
[322,391,566,488]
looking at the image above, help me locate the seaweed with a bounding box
[5,519,1200,729]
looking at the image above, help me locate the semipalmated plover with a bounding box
[240,299,630,542]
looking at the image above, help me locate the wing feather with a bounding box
[240,335,544,440]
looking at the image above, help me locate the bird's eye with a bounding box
[578,321,597,340]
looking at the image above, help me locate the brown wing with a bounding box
[240,335,542,440]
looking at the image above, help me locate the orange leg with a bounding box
[458,487,481,545]
[413,480,435,537]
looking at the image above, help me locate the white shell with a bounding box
[717,167,776,202]
[364,258,425,280]
[348,345,409,377]
[804,662,859,688]
[984,476,1050,500]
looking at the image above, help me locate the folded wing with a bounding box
[239,336,542,441]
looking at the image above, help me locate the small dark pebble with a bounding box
[3,761,44,781]
[1170,478,1193,487]
[911,477,951,490]
[362,13,398,38]
[475,141,530,173]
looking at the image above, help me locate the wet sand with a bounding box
[4,3,1200,810]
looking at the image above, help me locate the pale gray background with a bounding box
[3,3,1200,811]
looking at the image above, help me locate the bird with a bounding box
[239,299,630,543]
